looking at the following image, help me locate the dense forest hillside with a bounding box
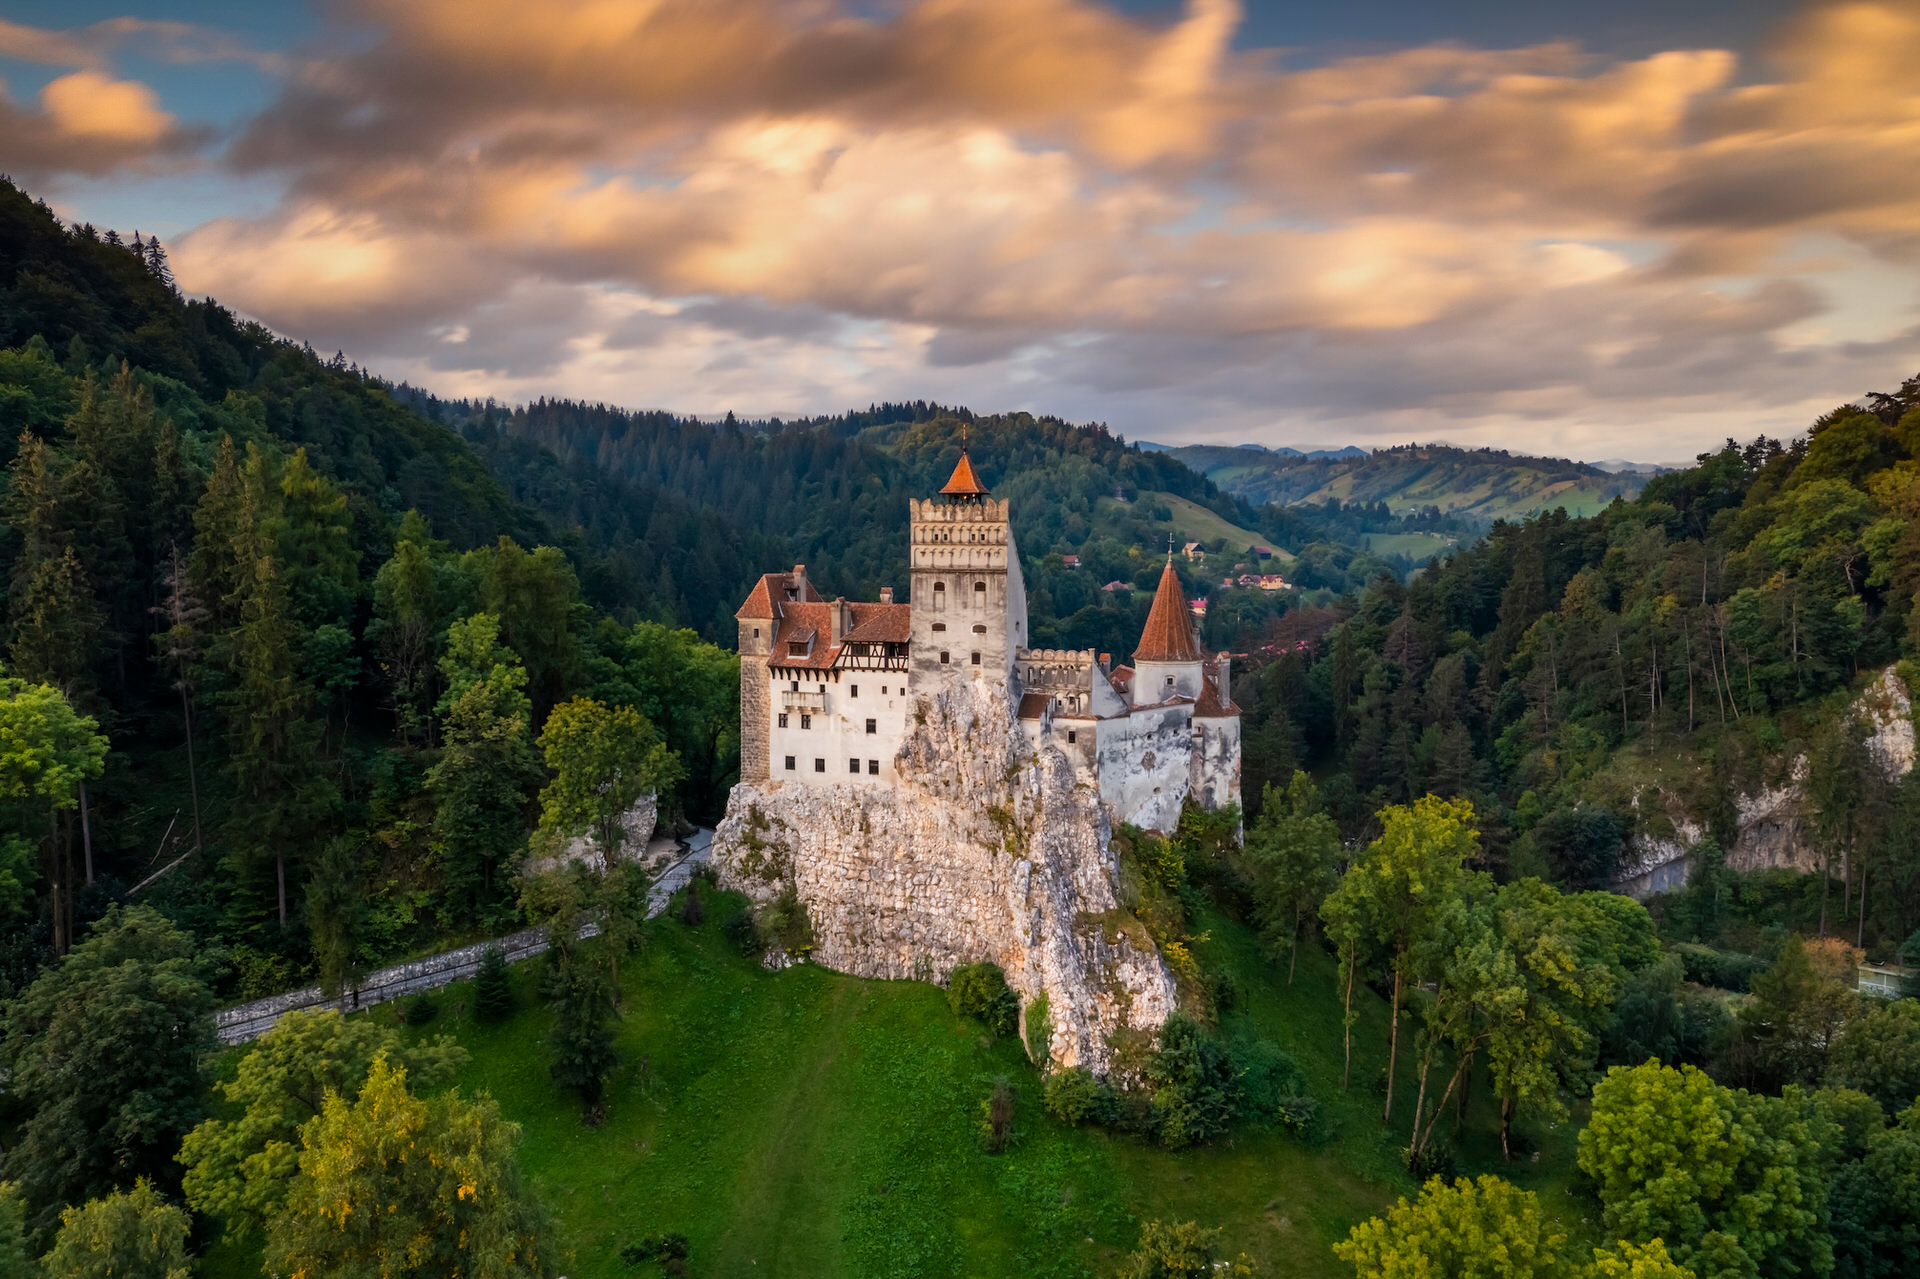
[1176,442,1652,526]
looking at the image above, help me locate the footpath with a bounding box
[213,829,714,1045]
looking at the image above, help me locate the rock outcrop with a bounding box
[711,683,1178,1075]
[1613,666,1915,897]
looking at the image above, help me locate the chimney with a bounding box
[830,597,848,646]
[1099,652,1111,668]
[792,564,808,593]
[880,586,894,605]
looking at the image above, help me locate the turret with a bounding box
[1132,559,1205,705]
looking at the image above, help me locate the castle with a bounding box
[733,448,1241,834]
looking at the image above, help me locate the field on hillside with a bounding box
[201,888,1588,1279]
[1097,491,1298,563]
[1359,531,1456,562]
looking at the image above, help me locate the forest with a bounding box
[4,166,1920,1279]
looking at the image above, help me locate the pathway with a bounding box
[213,829,715,1045]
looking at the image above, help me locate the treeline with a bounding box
[1234,381,1920,954]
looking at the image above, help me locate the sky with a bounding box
[4,1,1919,463]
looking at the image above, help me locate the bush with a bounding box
[677,889,705,927]
[1673,942,1769,992]
[754,888,813,956]
[1043,1067,1118,1127]
[1148,1013,1241,1148]
[1118,1220,1253,1278]
[721,907,763,956]
[978,1077,1017,1153]
[403,992,439,1026]
[622,1231,690,1273]
[1024,991,1052,1065]
[1274,1094,1322,1142]
[947,963,1019,1037]
[472,948,513,1022]
[1227,1035,1305,1124]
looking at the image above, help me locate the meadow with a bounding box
[203,885,1588,1278]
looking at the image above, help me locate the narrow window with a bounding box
[865,718,877,735]
[851,684,858,697]
[971,652,981,666]
[849,758,861,774]
[814,758,825,773]
[754,627,760,638]
[975,581,986,594]
[801,714,812,730]
[868,759,879,775]
[934,580,945,593]
[778,713,788,728]
[940,651,950,664]
[1067,730,1077,744]
[785,756,796,771]
[973,624,986,634]
[790,680,799,692]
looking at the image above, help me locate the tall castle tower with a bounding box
[908,445,1029,698]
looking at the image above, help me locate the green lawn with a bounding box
[202,890,1588,1278]
[1098,491,1297,564]
[1359,531,1456,563]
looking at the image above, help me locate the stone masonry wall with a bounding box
[711,683,1178,1076]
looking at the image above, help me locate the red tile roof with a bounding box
[1134,560,1203,663]
[940,450,990,496]
[736,569,824,620]
[1017,692,1051,721]
[767,601,911,670]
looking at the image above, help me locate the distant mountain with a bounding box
[1171,441,1649,525]
[1591,458,1679,475]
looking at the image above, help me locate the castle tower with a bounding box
[735,565,823,780]
[1132,558,1205,705]
[908,445,1028,699]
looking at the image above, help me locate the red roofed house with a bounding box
[733,446,1241,831]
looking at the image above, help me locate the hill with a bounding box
[200,887,1588,1279]
[1172,443,1650,526]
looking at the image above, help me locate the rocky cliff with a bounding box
[710,683,1178,1076]
[1613,666,1915,897]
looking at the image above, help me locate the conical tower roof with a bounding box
[939,449,990,498]
[1135,559,1203,663]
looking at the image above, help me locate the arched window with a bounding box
[973,624,987,634]
[974,581,987,594]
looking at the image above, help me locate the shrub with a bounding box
[721,908,763,956]
[403,992,439,1026]
[1673,942,1768,992]
[677,889,705,927]
[1043,1067,1118,1127]
[754,888,813,956]
[1227,1035,1305,1124]
[947,963,1019,1037]
[472,949,513,1022]
[1148,1013,1241,1148]
[978,1077,1017,1153]
[622,1231,690,1273]
[1274,1094,1322,1142]
[1024,991,1052,1066]
[1118,1219,1253,1278]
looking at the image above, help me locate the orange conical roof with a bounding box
[939,449,990,497]
[1135,559,1204,663]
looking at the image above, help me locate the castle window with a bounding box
[801,714,812,730]
[868,759,879,775]
[940,651,950,664]
[881,685,888,694]
[850,684,858,697]
[972,624,986,634]
[778,713,788,728]
[975,581,986,594]
[933,622,946,632]
[865,718,877,734]
[971,652,981,666]
[1067,730,1077,744]
[754,627,760,638]
[791,681,799,692]
[849,758,860,774]
[788,641,807,657]
[814,758,825,772]
[934,580,945,592]
[784,756,795,771]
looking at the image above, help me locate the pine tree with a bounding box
[472,948,513,1022]
[151,544,207,855]
[143,236,175,291]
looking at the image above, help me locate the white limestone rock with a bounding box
[712,682,1177,1076]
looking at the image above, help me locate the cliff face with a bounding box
[711,683,1178,1076]
[1613,666,1915,897]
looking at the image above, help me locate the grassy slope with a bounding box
[1359,531,1457,562]
[202,891,1588,1279]
[1096,491,1298,564]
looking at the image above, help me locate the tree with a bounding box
[0,667,107,953]
[1826,999,1920,1115]
[0,1183,26,1279]
[543,953,621,1124]
[1321,795,1479,1123]
[306,836,366,999]
[177,1008,465,1239]
[429,613,541,925]
[38,1179,190,1279]
[535,696,681,866]
[1730,935,1857,1091]
[263,1054,554,1278]
[150,542,206,854]
[1244,770,1342,982]
[1826,1100,1920,1279]
[2,905,214,1237]
[473,947,514,1022]
[1119,1220,1254,1279]
[1578,1061,1831,1279]
[1334,1175,1568,1278]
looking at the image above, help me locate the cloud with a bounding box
[152,0,1920,456]
[0,70,208,178]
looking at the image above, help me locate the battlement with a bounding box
[910,497,1011,523]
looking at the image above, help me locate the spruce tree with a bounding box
[472,948,513,1022]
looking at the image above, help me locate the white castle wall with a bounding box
[1095,704,1195,833]
[767,671,910,784]
[711,684,1177,1076]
